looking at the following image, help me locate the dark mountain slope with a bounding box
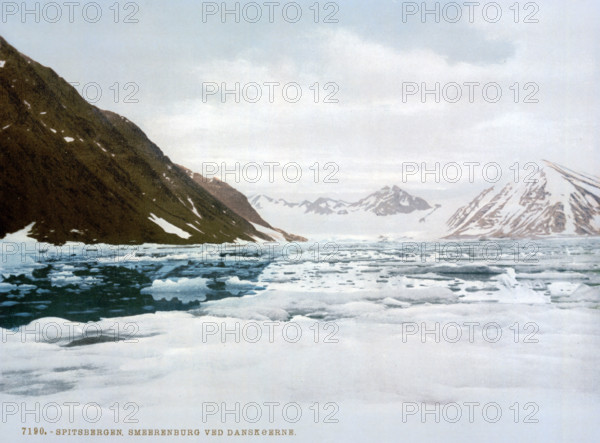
[0,36,270,244]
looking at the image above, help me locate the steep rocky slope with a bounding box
[0,36,271,244]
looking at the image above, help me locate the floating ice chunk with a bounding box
[220,276,261,292]
[560,284,600,302]
[141,277,209,302]
[50,128,57,133]
[431,264,503,276]
[0,61,6,68]
[382,297,410,308]
[64,136,74,142]
[148,213,191,239]
[194,298,291,321]
[0,282,17,293]
[391,287,460,303]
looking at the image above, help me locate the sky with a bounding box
[1,0,598,201]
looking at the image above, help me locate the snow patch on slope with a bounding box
[148,213,191,239]
[187,197,202,219]
[250,222,285,242]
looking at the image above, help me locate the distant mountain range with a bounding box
[251,185,435,217]
[0,36,294,244]
[249,161,600,239]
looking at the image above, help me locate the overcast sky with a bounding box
[2,0,598,201]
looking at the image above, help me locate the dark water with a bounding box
[0,245,270,328]
[1,238,599,328]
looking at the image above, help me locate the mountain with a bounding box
[447,160,600,238]
[298,197,352,215]
[250,185,432,216]
[250,195,310,210]
[176,165,306,242]
[249,162,600,241]
[248,187,444,240]
[350,185,431,215]
[0,36,275,244]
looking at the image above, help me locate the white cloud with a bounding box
[7,0,593,199]
[147,15,598,199]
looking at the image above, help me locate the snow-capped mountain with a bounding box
[249,162,600,241]
[447,160,600,238]
[248,187,445,240]
[350,185,431,215]
[250,185,432,216]
[249,195,351,215]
